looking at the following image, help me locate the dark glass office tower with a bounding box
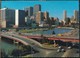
[25,7,33,17]
[33,4,41,16]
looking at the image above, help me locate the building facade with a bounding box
[25,7,33,17]
[15,10,26,27]
[0,9,1,28]
[43,11,49,22]
[63,10,67,24]
[1,8,15,28]
[33,4,41,16]
[74,10,79,23]
[36,11,44,24]
[55,18,59,26]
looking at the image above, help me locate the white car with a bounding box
[57,49,61,52]
[68,46,72,49]
[61,48,65,52]
[58,46,62,49]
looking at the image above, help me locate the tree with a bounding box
[1,49,8,58]
[11,49,22,56]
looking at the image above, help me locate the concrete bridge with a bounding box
[24,35,79,43]
[1,34,42,48]
[1,34,29,46]
[1,32,79,44]
[1,33,63,57]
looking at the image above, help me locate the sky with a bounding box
[2,1,79,20]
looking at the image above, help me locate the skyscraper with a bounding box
[0,2,1,28]
[55,18,59,26]
[33,4,41,16]
[77,11,79,22]
[25,7,33,17]
[1,8,15,28]
[36,11,44,24]
[15,9,25,27]
[74,10,79,23]
[63,10,67,24]
[43,11,49,21]
[0,9,1,28]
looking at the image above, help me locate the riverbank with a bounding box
[18,28,50,33]
[61,29,79,37]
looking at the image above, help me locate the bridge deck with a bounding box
[25,35,79,43]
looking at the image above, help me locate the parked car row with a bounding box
[57,42,79,53]
[57,46,65,52]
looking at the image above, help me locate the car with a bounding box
[72,43,79,49]
[67,46,72,49]
[57,49,61,52]
[61,48,65,52]
[2,30,5,32]
[72,43,75,46]
[58,46,62,49]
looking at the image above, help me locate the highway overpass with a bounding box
[24,35,79,43]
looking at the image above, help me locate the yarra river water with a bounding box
[0,28,74,55]
[32,28,71,35]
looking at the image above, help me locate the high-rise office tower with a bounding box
[0,2,1,28]
[1,8,15,28]
[63,10,67,24]
[33,4,41,16]
[0,9,1,28]
[15,9,25,27]
[36,11,44,24]
[74,10,77,19]
[77,11,79,23]
[43,11,49,21]
[74,10,79,23]
[25,7,33,17]
[55,18,59,26]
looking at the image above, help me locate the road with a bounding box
[1,32,79,57]
[1,32,63,57]
[62,48,79,57]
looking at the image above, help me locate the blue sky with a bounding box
[2,1,79,20]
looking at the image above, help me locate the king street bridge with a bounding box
[23,35,79,43]
[1,34,79,45]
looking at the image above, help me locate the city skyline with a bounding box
[2,1,79,20]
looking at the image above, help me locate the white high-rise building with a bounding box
[15,9,25,27]
[15,10,19,27]
[0,8,26,28]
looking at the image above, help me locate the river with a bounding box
[32,28,72,35]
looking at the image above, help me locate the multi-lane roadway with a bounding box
[1,32,79,57]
